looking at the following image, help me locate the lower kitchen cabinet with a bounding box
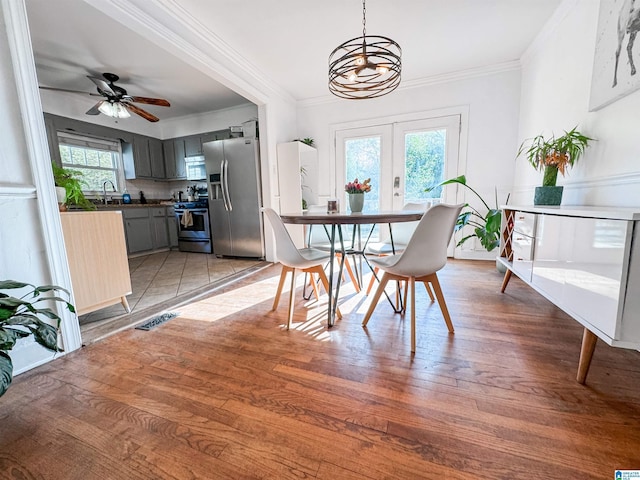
[151,207,169,249]
[123,206,178,255]
[123,208,154,254]
[166,207,179,248]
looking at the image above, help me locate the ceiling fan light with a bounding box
[98,101,130,118]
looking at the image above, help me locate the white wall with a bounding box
[297,68,522,256]
[1,0,80,374]
[160,103,258,139]
[514,0,640,206]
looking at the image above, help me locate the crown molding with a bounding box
[82,0,296,106]
[298,60,521,108]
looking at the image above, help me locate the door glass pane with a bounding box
[404,129,446,203]
[345,136,380,213]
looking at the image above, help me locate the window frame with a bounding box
[57,131,125,196]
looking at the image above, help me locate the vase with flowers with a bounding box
[344,177,371,213]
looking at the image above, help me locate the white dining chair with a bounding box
[263,208,341,329]
[364,202,430,298]
[362,203,464,352]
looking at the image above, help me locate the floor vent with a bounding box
[135,312,178,331]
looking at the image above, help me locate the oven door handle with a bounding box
[223,158,233,212]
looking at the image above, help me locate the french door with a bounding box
[336,115,461,211]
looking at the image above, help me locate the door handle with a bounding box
[223,159,233,211]
[220,160,229,211]
[394,176,400,188]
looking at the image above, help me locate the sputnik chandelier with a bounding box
[328,0,402,99]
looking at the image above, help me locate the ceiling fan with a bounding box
[39,72,170,122]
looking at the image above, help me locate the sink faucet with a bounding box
[102,180,116,205]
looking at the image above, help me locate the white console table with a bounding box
[498,205,640,384]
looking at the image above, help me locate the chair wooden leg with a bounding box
[362,272,391,326]
[272,266,290,311]
[343,255,361,293]
[287,268,297,330]
[309,272,320,301]
[410,276,416,353]
[365,267,379,295]
[314,265,342,319]
[424,281,435,302]
[426,273,454,333]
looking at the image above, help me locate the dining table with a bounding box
[280,209,425,327]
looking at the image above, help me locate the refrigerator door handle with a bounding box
[219,159,229,211]
[223,159,233,211]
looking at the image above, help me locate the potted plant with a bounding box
[516,126,593,205]
[51,162,96,211]
[426,175,502,252]
[0,280,73,397]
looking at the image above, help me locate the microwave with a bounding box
[184,155,206,181]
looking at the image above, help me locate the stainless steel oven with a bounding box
[174,199,212,253]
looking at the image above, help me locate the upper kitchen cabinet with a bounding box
[164,138,187,180]
[149,137,165,179]
[184,135,203,157]
[123,135,166,180]
[43,115,61,166]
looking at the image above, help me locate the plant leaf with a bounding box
[30,323,61,351]
[0,280,34,290]
[0,352,13,398]
[0,327,28,351]
[33,285,71,296]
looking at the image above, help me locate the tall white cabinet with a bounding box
[499,205,640,384]
[276,141,318,247]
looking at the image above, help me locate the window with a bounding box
[57,132,123,193]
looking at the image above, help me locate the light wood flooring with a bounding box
[1,260,639,479]
[79,250,266,344]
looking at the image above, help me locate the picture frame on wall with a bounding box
[589,0,640,111]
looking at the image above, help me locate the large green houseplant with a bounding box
[51,162,96,210]
[0,280,73,397]
[427,175,502,252]
[516,127,593,205]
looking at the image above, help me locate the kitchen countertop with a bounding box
[68,201,175,211]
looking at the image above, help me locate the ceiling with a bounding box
[26,0,562,120]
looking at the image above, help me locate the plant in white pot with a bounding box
[51,162,96,211]
[516,127,593,206]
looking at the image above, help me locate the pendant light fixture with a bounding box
[328,0,402,99]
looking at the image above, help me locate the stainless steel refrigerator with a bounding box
[203,137,265,258]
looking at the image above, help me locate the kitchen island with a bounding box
[60,210,132,315]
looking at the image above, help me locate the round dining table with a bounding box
[279,209,425,327]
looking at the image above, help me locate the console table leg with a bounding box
[577,328,597,384]
[500,269,512,293]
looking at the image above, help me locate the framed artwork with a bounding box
[589,0,640,111]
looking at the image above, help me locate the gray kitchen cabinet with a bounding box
[123,208,153,254]
[201,132,216,144]
[151,207,169,249]
[184,135,202,156]
[149,137,165,179]
[123,135,152,179]
[164,138,187,180]
[163,140,177,179]
[166,206,179,248]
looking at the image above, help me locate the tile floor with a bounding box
[79,250,266,342]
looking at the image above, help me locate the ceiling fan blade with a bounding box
[129,96,170,107]
[123,103,159,122]
[87,75,116,95]
[86,101,103,115]
[39,86,100,96]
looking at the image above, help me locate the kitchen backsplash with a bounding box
[124,178,208,201]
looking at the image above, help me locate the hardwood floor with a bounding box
[1,260,639,479]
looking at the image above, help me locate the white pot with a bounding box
[55,186,66,204]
